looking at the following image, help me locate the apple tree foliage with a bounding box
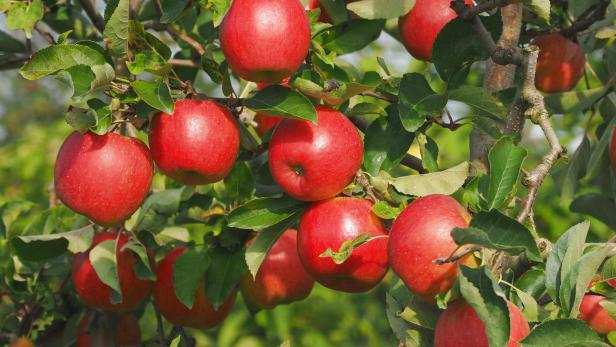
[0,0,616,346]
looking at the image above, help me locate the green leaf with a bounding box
[586,117,616,179]
[227,196,305,229]
[602,256,616,283]
[90,239,122,304]
[347,0,414,19]
[433,16,501,86]
[363,105,415,175]
[448,86,507,118]
[103,0,129,56]
[205,247,246,310]
[559,247,609,318]
[134,187,193,232]
[12,225,94,261]
[126,50,168,75]
[6,0,44,38]
[292,73,381,105]
[319,19,385,54]
[417,133,439,172]
[245,216,298,278]
[244,86,317,123]
[0,30,26,53]
[61,65,97,98]
[319,232,372,265]
[386,281,435,347]
[520,319,606,347]
[371,200,403,220]
[457,266,510,347]
[545,221,590,302]
[484,137,527,210]
[173,247,210,309]
[560,136,591,205]
[513,286,540,322]
[452,210,541,262]
[65,107,97,133]
[545,88,606,114]
[20,44,115,93]
[523,0,551,22]
[570,193,616,230]
[398,73,446,132]
[160,0,189,23]
[87,99,113,135]
[512,269,547,310]
[223,162,255,202]
[347,102,387,117]
[104,0,120,21]
[392,161,469,197]
[210,0,232,26]
[601,299,616,321]
[131,79,174,114]
[121,241,155,281]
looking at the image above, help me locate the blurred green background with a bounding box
[0,26,611,346]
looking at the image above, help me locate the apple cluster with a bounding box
[50,0,593,344]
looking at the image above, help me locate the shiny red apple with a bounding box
[398,0,472,61]
[219,0,311,83]
[76,313,141,347]
[533,33,586,93]
[240,229,314,308]
[579,294,616,335]
[72,232,154,312]
[389,194,473,300]
[149,99,240,185]
[154,248,236,329]
[297,197,388,293]
[268,106,363,201]
[434,300,530,347]
[54,131,153,226]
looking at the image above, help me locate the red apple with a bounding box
[154,248,236,329]
[579,294,616,334]
[389,194,473,300]
[398,0,473,62]
[219,0,311,83]
[54,131,153,226]
[240,229,314,308]
[76,313,141,347]
[268,106,363,201]
[297,197,388,293]
[434,300,530,347]
[148,99,240,185]
[72,232,154,312]
[533,33,586,93]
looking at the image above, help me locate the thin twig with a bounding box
[433,245,482,265]
[560,1,609,37]
[77,0,106,34]
[360,91,398,103]
[454,0,515,19]
[169,58,200,68]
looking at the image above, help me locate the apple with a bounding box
[398,0,473,62]
[154,248,236,329]
[307,0,359,23]
[268,106,363,201]
[389,194,473,300]
[76,313,140,347]
[434,300,530,347]
[297,197,388,293]
[54,131,153,226]
[579,294,616,334]
[72,232,154,312]
[240,229,314,308]
[219,0,311,83]
[533,33,586,93]
[149,99,240,185]
[9,338,35,347]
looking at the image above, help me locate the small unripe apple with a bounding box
[9,338,35,347]
[219,0,311,83]
[154,248,236,329]
[240,229,314,308]
[434,300,530,347]
[389,194,473,300]
[149,99,240,185]
[533,33,586,93]
[72,232,154,312]
[54,131,153,226]
[398,0,473,62]
[297,197,388,293]
[268,106,363,201]
[579,294,616,335]
[76,313,141,347]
